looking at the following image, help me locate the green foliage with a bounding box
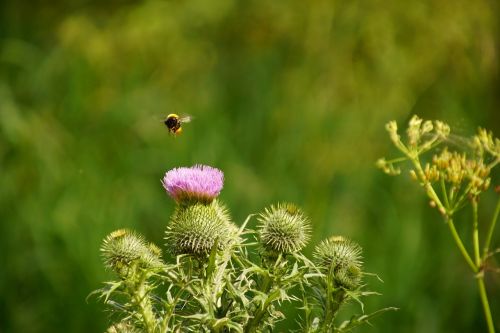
[94,198,393,332]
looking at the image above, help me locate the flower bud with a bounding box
[314,236,363,290]
[435,121,450,139]
[385,121,400,145]
[482,178,491,191]
[257,203,311,255]
[422,120,433,134]
[165,200,236,256]
[407,115,423,147]
[101,229,163,277]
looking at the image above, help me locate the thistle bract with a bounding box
[106,322,140,333]
[257,203,311,254]
[314,236,363,290]
[101,229,163,276]
[162,165,224,204]
[165,199,236,256]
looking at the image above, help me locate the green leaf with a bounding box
[335,307,398,332]
[206,238,219,280]
[89,281,124,303]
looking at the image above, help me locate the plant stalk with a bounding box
[410,156,477,272]
[245,274,272,333]
[322,288,345,332]
[478,277,496,333]
[446,218,477,272]
[472,198,481,266]
[411,156,446,213]
[483,198,500,258]
[134,280,156,333]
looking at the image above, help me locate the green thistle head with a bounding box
[314,236,363,290]
[257,203,311,255]
[165,199,236,257]
[101,229,163,276]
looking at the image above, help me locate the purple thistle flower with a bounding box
[162,165,224,204]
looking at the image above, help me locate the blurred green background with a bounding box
[1,0,499,332]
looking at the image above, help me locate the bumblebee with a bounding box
[164,114,192,135]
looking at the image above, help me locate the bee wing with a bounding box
[421,132,475,152]
[149,114,167,123]
[178,115,193,123]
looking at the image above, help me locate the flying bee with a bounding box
[164,113,192,135]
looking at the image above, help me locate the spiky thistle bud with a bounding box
[101,229,163,276]
[165,200,236,257]
[162,165,224,204]
[257,203,311,255]
[314,236,363,290]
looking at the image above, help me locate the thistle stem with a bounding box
[319,263,347,332]
[133,279,156,333]
[322,278,334,332]
[160,289,181,333]
[245,273,272,333]
[321,287,345,332]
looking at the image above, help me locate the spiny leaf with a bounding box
[335,307,398,332]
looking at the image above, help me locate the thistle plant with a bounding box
[92,164,395,332]
[378,115,499,333]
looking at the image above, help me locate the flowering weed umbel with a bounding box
[93,164,395,332]
[378,115,499,333]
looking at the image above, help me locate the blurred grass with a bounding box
[1,0,499,332]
